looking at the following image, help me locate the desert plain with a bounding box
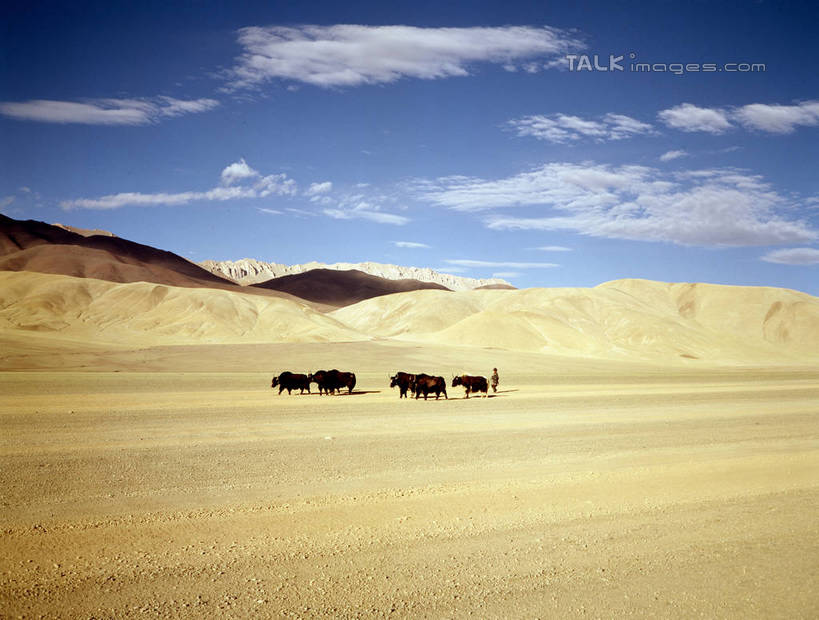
[1,270,818,618]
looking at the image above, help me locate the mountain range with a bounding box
[199,258,513,290]
[1,214,817,365]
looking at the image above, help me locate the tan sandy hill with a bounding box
[0,271,364,346]
[252,268,450,307]
[200,257,513,290]
[0,214,282,297]
[331,279,819,363]
[1,268,817,365]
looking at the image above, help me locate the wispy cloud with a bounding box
[761,247,819,265]
[324,208,410,226]
[533,245,572,252]
[507,112,654,143]
[0,97,219,125]
[418,162,817,247]
[324,206,409,225]
[660,149,688,162]
[393,241,430,248]
[61,159,296,210]
[318,186,410,226]
[227,24,583,89]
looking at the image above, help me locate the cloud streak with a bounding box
[761,247,819,265]
[418,162,817,247]
[227,24,583,89]
[0,97,219,125]
[508,112,655,143]
[61,160,296,210]
[323,203,409,225]
[393,241,430,248]
[660,150,688,162]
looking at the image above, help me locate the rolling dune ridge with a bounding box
[0,271,363,346]
[1,270,817,364]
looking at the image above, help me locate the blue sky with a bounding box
[2,0,818,294]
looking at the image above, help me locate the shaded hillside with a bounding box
[0,215,293,299]
[475,283,517,290]
[253,268,451,307]
[0,271,364,345]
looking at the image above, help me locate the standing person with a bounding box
[490,367,499,393]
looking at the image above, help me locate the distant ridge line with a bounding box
[199,258,514,291]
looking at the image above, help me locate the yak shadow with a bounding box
[303,390,381,396]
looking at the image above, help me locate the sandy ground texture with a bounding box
[2,353,818,618]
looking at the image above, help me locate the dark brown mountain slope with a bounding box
[253,268,451,307]
[0,215,312,303]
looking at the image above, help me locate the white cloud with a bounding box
[445,259,559,269]
[256,174,297,197]
[221,158,259,185]
[319,188,410,226]
[508,112,654,144]
[305,181,333,196]
[323,207,409,225]
[656,100,819,136]
[492,272,520,278]
[61,160,296,210]
[286,207,318,218]
[418,162,817,247]
[604,113,655,140]
[227,24,583,89]
[393,241,430,248]
[734,101,819,134]
[657,103,733,134]
[0,97,219,125]
[761,247,819,265]
[522,100,819,142]
[0,195,15,209]
[257,207,284,215]
[534,245,572,252]
[660,150,688,162]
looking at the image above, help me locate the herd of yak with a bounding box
[271,370,490,399]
